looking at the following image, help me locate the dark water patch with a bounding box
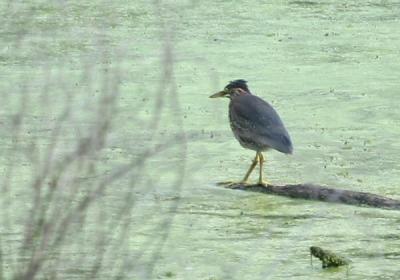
[203,236,266,241]
[366,1,400,9]
[356,211,399,220]
[367,14,400,21]
[289,1,324,7]
[353,251,400,260]
[379,233,400,241]
[175,210,322,221]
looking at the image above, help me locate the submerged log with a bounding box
[310,246,350,268]
[224,183,400,210]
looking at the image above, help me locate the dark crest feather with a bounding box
[225,79,249,92]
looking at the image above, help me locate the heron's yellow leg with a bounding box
[258,152,268,186]
[242,152,260,182]
[218,152,259,188]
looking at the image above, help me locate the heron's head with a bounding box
[209,79,251,99]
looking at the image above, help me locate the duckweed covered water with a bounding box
[1,1,400,279]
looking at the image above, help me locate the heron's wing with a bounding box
[230,95,293,153]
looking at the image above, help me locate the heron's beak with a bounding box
[209,90,227,98]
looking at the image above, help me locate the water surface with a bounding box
[1,0,400,279]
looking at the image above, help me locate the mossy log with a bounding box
[224,183,400,210]
[310,246,350,268]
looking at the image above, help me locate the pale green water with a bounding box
[1,1,400,279]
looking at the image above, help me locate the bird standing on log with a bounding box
[210,79,293,186]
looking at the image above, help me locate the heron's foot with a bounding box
[217,180,250,189]
[257,180,270,187]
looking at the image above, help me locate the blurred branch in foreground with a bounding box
[0,1,186,280]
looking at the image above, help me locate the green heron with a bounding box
[210,80,293,186]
